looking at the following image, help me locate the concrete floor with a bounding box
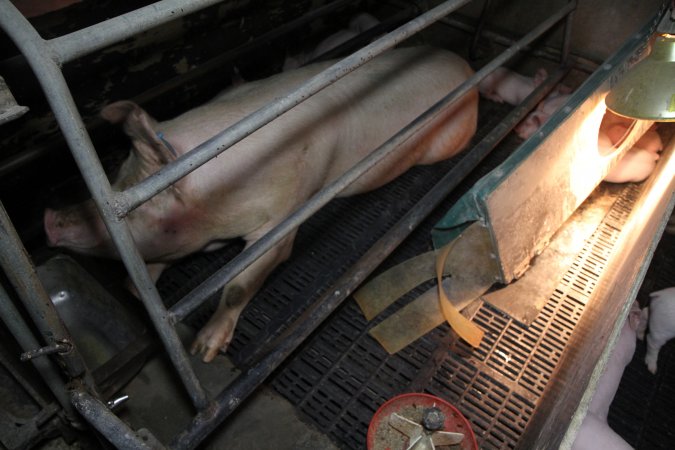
[116,324,340,450]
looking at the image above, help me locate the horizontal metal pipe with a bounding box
[440,16,599,73]
[170,63,571,450]
[0,0,209,410]
[131,0,357,107]
[239,64,571,367]
[0,0,356,178]
[49,0,223,64]
[70,388,155,450]
[169,0,575,323]
[118,0,475,216]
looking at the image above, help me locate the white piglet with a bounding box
[643,287,675,374]
[478,66,548,106]
[572,301,642,450]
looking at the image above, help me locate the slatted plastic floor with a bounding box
[157,100,670,448]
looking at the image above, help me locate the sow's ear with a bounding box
[101,101,176,164]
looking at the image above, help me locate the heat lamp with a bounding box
[605,3,675,121]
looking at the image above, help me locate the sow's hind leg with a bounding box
[190,229,297,363]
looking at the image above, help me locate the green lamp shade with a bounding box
[605,35,675,121]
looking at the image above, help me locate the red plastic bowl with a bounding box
[367,392,478,450]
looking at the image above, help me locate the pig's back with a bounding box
[319,47,476,194]
[165,47,476,205]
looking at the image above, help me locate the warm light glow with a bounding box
[569,97,613,202]
[628,140,675,231]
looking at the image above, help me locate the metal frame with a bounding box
[0,0,576,447]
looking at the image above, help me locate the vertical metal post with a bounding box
[0,202,91,383]
[0,282,77,421]
[560,0,577,64]
[0,1,208,410]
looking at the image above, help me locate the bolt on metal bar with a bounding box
[169,63,572,450]
[118,0,475,216]
[0,201,90,382]
[0,1,208,410]
[49,0,223,65]
[169,0,576,323]
[71,388,156,450]
[21,342,73,362]
[0,282,77,421]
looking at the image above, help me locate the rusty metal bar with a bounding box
[0,0,209,410]
[0,282,77,421]
[169,63,572,450]
[0,201,90,382]
[70,388,157,450]
[169,0,577,323]
[117,0,476,216]
[49,0,223,64]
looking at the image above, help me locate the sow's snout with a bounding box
[44,204,111,255]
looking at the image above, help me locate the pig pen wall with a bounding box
[0,1,672,449]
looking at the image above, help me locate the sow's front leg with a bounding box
[190,230,297,363]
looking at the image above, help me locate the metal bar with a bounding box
[130,0,357,107]
[118,0,476,216]
[440,16,599,73]
[169,0,576,323]
[0,201,89,381]
[240,65,571,367]
[21,342,72,361]
[305,8,414,64]
[49,0,223,64]
[169,63,571,450]
[0,0,357,178]
[469,0,493,60]
[0,1,209,410]
[0,282,77,421]
[70,388,156,450]
[560,1,576,64]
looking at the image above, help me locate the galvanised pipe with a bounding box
[70,388,157,450]
[238,65,571,367]
[0,1,208,410]
[561,1,576,64]
[169,64,572,450]
[169,0,577,323]
[0,0,358,178]
[118,0,476,216]
[0,282,77,422]
[0,201,90,382]
[49,0,223,65]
